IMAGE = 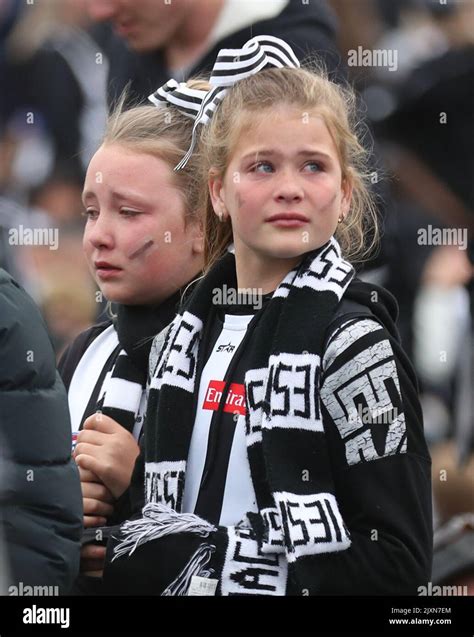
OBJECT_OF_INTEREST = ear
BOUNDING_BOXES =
[208,168,226,218]
[340,175,353,217]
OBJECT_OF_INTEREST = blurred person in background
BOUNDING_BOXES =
[1,0,109,345]
[3,0,109,178]
[331,0,473,557]
[0,267,82,594]
[432,514,474,595]
[86,0,342,108]
[25,165,97,347]
[374,0,474,452]
[332,0,473,424]
[0,163,97,344]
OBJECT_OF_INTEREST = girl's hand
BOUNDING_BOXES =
[74,413,140,499]
[81,479,115,527]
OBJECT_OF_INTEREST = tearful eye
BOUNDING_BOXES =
[81,209,98,220]
[252,162,274,174]
[120,209,141,217]
[303,162,322,173]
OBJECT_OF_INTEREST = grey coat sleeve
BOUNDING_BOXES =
[0,270,83,594]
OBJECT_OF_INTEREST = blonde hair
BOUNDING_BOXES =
[102,81,209,224]
[199,65,380,271]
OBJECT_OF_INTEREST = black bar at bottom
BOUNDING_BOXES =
[0,594,472,633]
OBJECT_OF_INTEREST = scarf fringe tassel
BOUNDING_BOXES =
[162,543,216,596]
[112,502,217,561]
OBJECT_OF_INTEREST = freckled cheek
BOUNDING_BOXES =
[232,183,268,216]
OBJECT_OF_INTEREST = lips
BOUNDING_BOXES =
[266,213,309,223]
[94,261,122,271]
[94,261,123,280]
[266,212,309,228]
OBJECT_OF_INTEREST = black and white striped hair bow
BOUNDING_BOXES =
[148,35,300,170]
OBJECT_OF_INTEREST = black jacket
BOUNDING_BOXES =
[103,279,432,595]
[0,269,82,594]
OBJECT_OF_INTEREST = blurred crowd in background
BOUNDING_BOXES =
[0,0,473,592]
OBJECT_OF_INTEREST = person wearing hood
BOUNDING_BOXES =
[102,37,433,596]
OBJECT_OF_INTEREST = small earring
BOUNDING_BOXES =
[217,210,223,222]
[338,215,344,224]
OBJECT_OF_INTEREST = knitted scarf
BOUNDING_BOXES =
[96,292,182,434]
[76,294,183,530]
[113,237,356,594]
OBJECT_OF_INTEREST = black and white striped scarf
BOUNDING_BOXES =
[96,303,170,435]
[112,238,357,595]
[73,297,184,533]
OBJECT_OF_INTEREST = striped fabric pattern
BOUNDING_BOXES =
[148,35,300,170]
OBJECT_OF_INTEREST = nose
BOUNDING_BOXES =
[86,0,119,22]
[274,168,304,203]
[84,213,115,251]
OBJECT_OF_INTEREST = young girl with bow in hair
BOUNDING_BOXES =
[58,85,208,589]
[103,36,432,596]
